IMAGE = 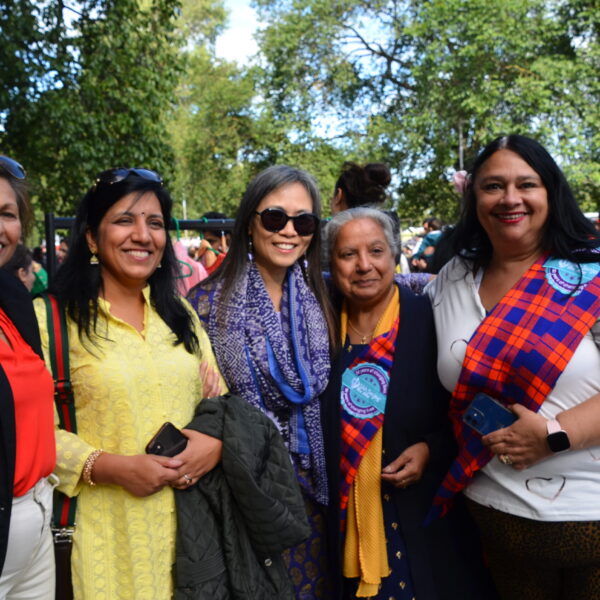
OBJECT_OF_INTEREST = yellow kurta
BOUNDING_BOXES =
[34,290,221,600]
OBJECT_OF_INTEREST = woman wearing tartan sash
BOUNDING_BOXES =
[428,135,600,599]
[322,208,495,600]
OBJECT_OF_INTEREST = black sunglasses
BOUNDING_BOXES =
[255,208,319,236]
[0,156,26,179]
[95,168,163,187]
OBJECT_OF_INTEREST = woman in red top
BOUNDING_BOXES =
[0,156,56,599]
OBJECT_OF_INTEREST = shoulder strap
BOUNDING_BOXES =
[41,293,77,529]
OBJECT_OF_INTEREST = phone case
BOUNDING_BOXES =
[145,422,188,457]
[462,393,517,436]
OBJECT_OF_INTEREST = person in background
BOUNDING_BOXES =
[188,166,337,599]
[0,156,56,599]
[56,237,69,264]
[411,217,442,272]
[427,134,600,599]
[196,211,230,275]
[323,207,494,599]
[3,244,36,292]
[330,162,391,215]
[34,167,224,599]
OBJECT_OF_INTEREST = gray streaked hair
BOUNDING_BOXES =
[324,206,399,265]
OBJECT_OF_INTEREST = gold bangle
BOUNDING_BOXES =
[82,449,104,486]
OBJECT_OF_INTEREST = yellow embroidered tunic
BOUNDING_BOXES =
[34,290,220,600]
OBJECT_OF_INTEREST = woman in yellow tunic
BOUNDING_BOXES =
[34,168,224,600]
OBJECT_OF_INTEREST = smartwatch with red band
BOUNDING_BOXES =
[546,419,571,453]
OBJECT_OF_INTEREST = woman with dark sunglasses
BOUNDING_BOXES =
[0,156,57,599]
[188,165,337,599]
[33,168,225,599]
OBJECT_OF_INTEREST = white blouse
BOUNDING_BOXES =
[427,257,600,521]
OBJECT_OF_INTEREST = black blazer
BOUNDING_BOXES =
[0,270,44,575]
[323,285,495,599]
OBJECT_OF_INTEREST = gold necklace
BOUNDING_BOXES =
[347,320,374,344]
[347,304,390,345]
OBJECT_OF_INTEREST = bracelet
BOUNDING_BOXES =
[82,449,104,486]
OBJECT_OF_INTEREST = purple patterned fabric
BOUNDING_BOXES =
[190,262,331,504]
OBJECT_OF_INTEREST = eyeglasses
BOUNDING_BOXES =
[0,156,26,179]
[95,168,163,187]
[255,208,319,236]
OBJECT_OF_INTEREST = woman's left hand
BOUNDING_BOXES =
[483,404,551,470]
[171,429,223,489]
[381,441,430,488]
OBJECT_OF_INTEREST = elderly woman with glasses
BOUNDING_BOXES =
[34,168,224,599]
[0,156,56,600]
[188,165,337,598]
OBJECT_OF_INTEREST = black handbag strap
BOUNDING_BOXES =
[40,293,77,529]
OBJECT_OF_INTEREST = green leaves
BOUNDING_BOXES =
[1,0,182,220]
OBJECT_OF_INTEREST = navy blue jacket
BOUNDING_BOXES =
[323,285,496,599]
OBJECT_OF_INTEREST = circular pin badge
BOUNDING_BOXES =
[341,362,389,419]
[544,257,600,296]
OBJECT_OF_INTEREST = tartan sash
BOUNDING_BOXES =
[339,316,399,529]
[430,253,600,519]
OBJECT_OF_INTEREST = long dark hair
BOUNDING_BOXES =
[52,171,199,354]
[451,134,599,268]
[199,165,337,348]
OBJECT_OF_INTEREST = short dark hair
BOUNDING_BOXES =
[334,162,391,208]
[194,165,336,348]
[3,243,32,275]
[424,217,442,231]
[0,164,32,238]
[451,134,599,267]
[52,171,199,354]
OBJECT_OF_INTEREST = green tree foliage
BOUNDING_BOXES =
[1,0,182,217]
[254,0,600,220]
[168,0,348,219]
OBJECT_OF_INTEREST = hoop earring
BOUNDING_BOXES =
[248,238,254,261]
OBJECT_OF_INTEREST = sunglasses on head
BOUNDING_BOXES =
[0,156,26,179]
[95,168,163,187]
[255,207,319,236]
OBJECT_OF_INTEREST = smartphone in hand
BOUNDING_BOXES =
[462,393,517,436]
[145,422,188,457]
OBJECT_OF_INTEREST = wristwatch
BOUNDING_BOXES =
[546,419,571,453]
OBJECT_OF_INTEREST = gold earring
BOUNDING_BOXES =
[90,250,99,265]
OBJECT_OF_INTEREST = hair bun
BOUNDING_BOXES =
[364,163,391,188]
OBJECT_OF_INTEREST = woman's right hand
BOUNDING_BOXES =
[91,453,183,497]
[200,359,222,398]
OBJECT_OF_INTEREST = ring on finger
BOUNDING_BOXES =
[183,473,192,485]
[499,454,513,466]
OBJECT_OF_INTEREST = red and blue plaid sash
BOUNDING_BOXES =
[430,253,600,519]
[339,316,399,530]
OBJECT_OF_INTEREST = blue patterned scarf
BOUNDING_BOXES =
[208,262,331,504]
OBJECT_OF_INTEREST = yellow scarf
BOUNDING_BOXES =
[340,287,399,597]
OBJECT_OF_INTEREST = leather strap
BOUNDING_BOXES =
[40,293,77,530]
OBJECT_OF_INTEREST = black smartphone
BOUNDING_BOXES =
[145,422,188,457]
[462,392,517,436]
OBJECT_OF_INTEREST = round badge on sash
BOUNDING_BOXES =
[544,257,600,296]
[341,362,388,419]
